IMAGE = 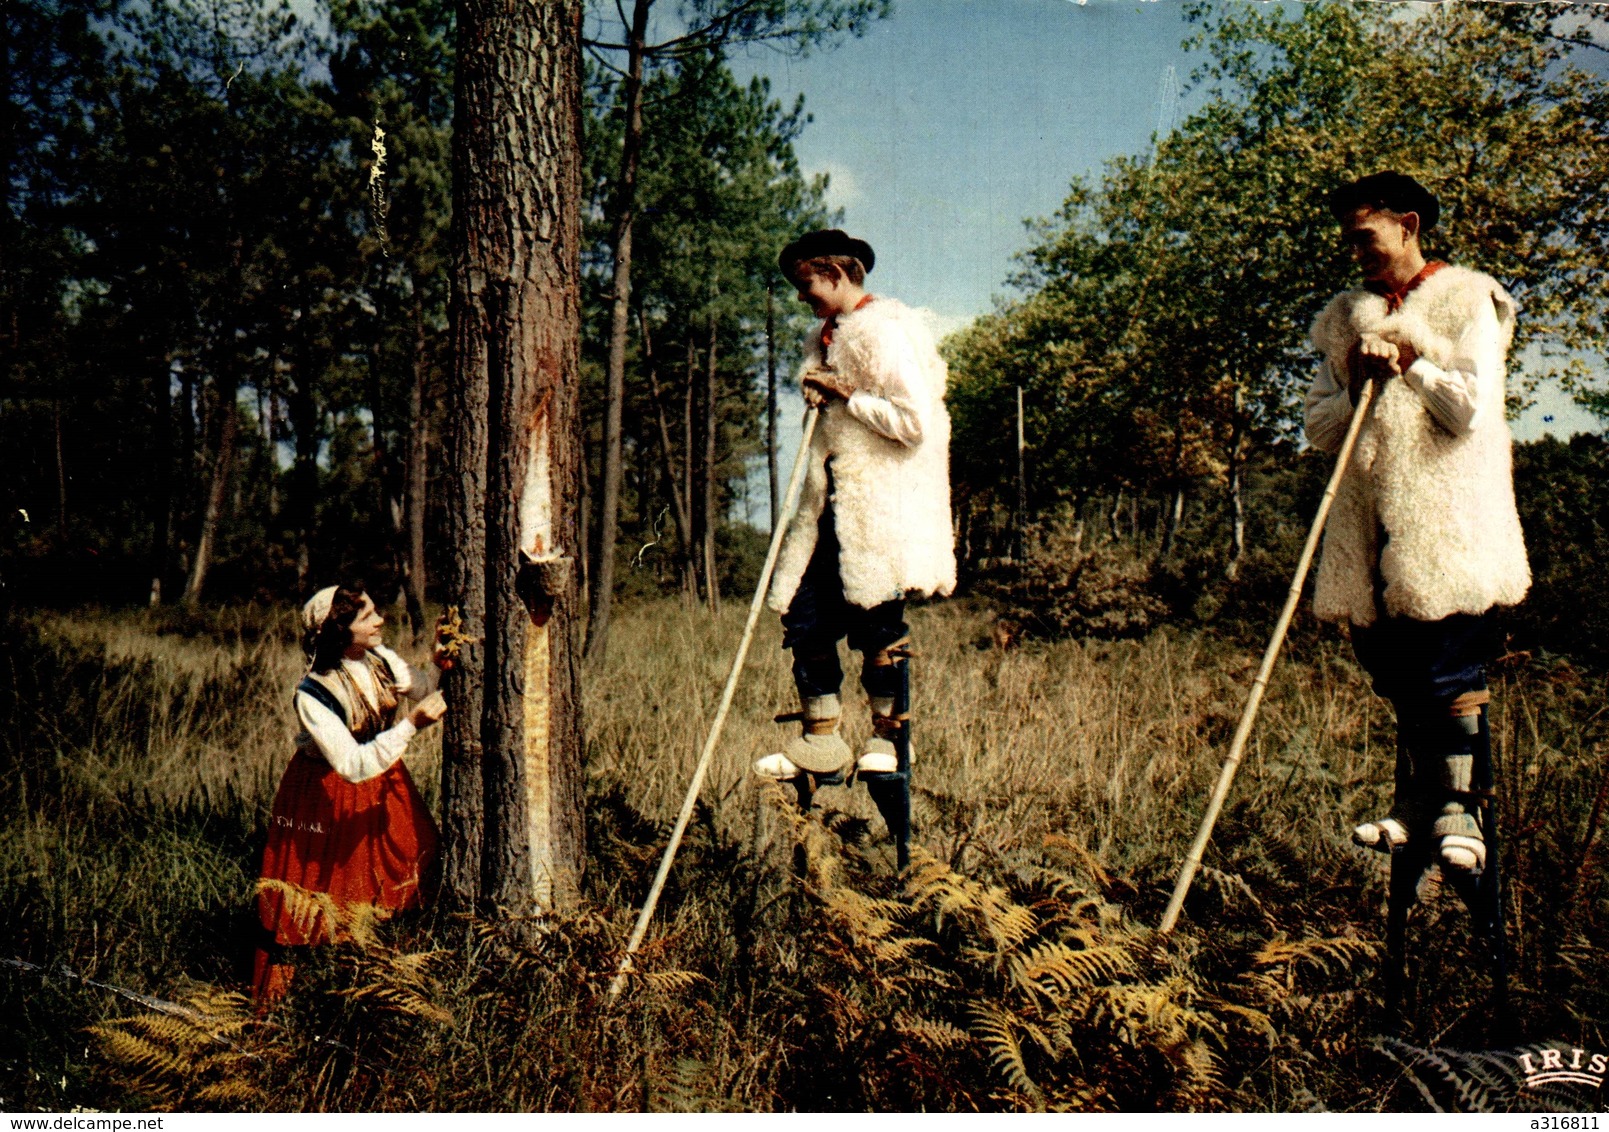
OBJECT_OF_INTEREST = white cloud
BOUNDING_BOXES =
[811,161,862,211]
[924,310,976,341]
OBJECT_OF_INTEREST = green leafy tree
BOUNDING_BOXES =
[947,1,1609,578]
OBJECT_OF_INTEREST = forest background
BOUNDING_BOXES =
[5,0,1609,1113]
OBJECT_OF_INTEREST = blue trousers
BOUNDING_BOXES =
[780,505,907,701]
[1351,610,1496,814]
[1350,610,1495,712]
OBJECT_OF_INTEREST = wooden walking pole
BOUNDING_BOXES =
[1159,379,1378,934]
[608,407,820,1001]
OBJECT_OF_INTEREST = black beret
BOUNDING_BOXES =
[778,229,875,280]
[1328,171,1440,231]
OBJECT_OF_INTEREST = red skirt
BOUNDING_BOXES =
[253,750,438,999]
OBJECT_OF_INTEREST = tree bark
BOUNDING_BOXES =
[264,379,279,520]
[585,0,651,663]
[702,313,720,613]
[177,364,196,577]
[1015,384,1027,561]
[641,312,692,566]
[403,287,430,640]
[181,374,238,607]
[53,397,67,544]
[366,340,407,597]
[286,347,320,597]
[766,285,779,533]
[148,358,173,606]
[683,336,699,599]
[1225,386,1246,581]
[1160,486,1184,560]
[445,0,585,915]
[1158,399,1187,560]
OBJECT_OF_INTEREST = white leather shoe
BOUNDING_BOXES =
[1351,817,1409,853]
[753,752,802,780]
[855,738,898,775]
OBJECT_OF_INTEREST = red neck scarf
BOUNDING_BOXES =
[821,293,876,352]
[1368,260,1445,313]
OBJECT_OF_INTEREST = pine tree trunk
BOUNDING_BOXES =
[181,376,238,607]
[403,289,430,640]
[578,431,591,612]
[702,314,720,613]
[766,286,779,533]
[445,0,585,915]
[264,380,279,519]
[286,359,320,596]
[366,343,407,594]
[683,337,700,599]
[1225,388,1246,581]
[53,398,67,544]
[148,359,173,606]
[586,0,650,663]
[641,312,692,566]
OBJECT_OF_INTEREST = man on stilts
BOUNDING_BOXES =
[1305,171,1529,1010]
[753,230,955,862]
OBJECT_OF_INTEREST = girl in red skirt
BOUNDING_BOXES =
[253,585,448,1005]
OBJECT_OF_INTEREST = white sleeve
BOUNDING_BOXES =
[844,389,923,447]
[373,644,433,697]
[1304,355,1355,455]
[842,326,925,447]
[1400,297,1501,437]
[296,689,417,784]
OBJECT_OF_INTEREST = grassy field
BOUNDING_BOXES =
[2,597,1605,1111]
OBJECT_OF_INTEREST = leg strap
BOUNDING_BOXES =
[868,637,912,668]
[1447,690,1491,717]
[871,712,909,741]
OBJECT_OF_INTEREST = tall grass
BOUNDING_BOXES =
[2,598,1605,1111]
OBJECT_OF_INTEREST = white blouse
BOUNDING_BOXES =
[294,645,430,785]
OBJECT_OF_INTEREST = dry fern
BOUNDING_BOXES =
[88,989,269,1112]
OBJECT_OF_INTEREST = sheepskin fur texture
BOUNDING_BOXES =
[768,297,957,613]
[1310,265,1530,626]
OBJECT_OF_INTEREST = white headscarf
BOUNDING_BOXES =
[301,585,340,635]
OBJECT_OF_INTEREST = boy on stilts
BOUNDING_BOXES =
[754,229,955,798]
[1305,173,1529,999]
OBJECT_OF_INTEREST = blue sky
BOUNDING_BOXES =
[727,0,1602,511]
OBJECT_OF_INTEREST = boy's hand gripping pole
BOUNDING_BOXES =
[608,407,821,1002]
[1159,379,1377,934]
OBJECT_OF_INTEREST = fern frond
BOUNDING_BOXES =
[1372,1039,1569,1114]
[190,1079,263,1106]
[648,1057,738,1113]
[894,1013,971,1051]
[1009,940,1132,1002]
[969,1002,1044,1110]
[642,969,710,993]
[1253,934,1378,982]
[90,1026,192,1081]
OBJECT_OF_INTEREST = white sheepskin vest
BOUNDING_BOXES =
[767,297,957,613]
[1310,265,1529,626]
